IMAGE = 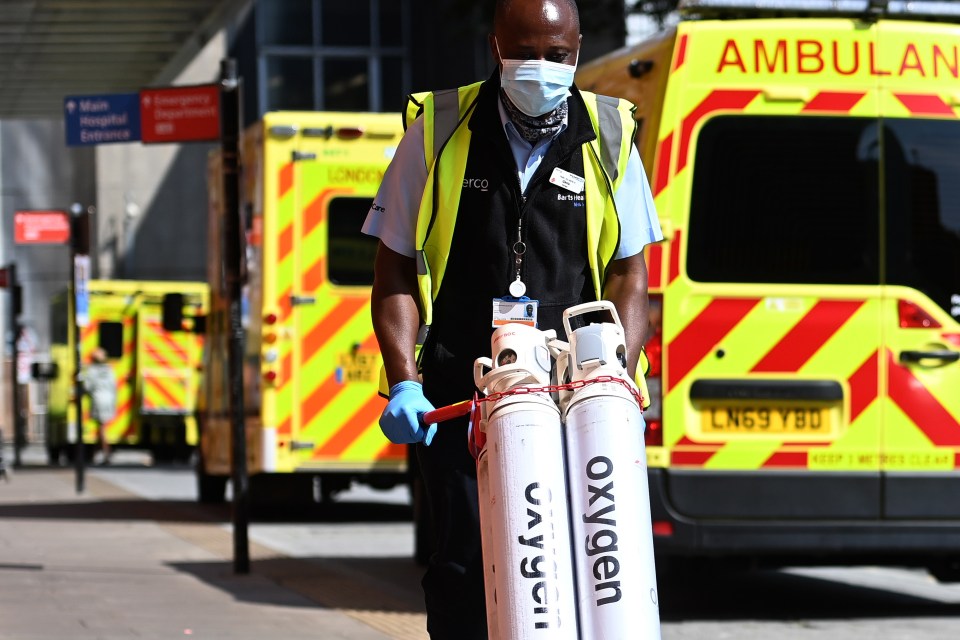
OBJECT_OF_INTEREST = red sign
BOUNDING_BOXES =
[14,210,71,244]
[140,84,220,144]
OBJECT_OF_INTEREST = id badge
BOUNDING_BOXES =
[549,167,585,194]
[492,297,539,328]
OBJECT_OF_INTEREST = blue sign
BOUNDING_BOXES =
[64,93,141,146]
[74,255,91,328]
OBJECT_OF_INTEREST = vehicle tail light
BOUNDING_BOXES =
[644,294,663,448]
[652,521,674,537]
[336,127,364,140]
[898,299,940,328]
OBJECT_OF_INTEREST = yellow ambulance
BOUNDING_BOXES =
[46,280,209,463]
[199,112,408,506]
[576,0,960,580]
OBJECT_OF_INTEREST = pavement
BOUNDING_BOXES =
[0,445,429,640]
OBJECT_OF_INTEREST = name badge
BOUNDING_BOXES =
[549,167,585,194]
[492,298,538,328]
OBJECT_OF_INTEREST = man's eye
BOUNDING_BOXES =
[548,53,570,63]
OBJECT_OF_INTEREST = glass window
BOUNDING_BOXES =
[321,0,370,46]
[328,197,379,285]
[98,322,124,360]
[324,58,368,111]
[261,0,314,46]
[687,116,880,285]
[380,1,403,46]
[266,55,315,111]
[885,119,960,319]
[380,56,404,112]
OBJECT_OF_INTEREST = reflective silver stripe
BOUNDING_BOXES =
[432,88,461,162]
[416,250,427,276]
[594,95,623,183]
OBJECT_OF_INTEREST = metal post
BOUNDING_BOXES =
[9,263,23,468]
[220,58,250,574]
[70,205,88,494]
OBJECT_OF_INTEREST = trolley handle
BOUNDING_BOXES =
[423,398,474,424]
[562,300,621,338]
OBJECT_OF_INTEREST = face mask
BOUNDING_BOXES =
[496,39,577,117]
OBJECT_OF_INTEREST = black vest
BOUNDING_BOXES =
[421,77,599,406]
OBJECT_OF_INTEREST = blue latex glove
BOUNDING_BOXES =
[380,381,437,446]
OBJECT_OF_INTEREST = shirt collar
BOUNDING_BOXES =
[497,96,569,147]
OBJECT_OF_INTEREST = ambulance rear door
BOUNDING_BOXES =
[661,18,887,521]
[876,18,960,519]
[85,285,138,445]
[277,113,406,472]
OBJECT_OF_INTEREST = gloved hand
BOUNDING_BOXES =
[380,381,437,446]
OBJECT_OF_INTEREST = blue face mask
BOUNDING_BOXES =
[497,41,578,117]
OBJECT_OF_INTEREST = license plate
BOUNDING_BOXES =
[702,406,830,434]
[336,351,379,384]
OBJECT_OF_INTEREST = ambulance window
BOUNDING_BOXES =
[328,197,379,286]
[687,116,879,285]
[884,119,960,319]
[98,322,124,360]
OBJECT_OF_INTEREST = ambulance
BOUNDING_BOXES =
[46,280,209,463]
[198,112,409,507]
[575,0,960,580]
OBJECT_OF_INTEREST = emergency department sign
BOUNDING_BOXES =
[14,210,71,244]
[140,85,220,144]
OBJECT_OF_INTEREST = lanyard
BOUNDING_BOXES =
[509,219,527,297]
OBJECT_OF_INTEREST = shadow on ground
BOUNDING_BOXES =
[657,562,960,622]
[168,555,426,614]
[0,495,412,524]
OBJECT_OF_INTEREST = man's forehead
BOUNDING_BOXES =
[497,14,578,41]
[496,0,578,32]
[542,2,561,22]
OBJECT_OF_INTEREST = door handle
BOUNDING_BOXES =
[289,294,317,306]
[899,350,960,364]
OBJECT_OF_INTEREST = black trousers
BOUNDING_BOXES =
[419,355,488,640]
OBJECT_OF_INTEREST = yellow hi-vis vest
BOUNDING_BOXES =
[383,82,650,407]
[404,81,637,326]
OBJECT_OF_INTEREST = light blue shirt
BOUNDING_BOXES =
[363,95,662,259]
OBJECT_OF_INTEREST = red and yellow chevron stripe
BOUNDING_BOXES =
[260,124,406,473]
[140,318,200,415]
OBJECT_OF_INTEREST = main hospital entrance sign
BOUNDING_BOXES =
[64,84,220,146]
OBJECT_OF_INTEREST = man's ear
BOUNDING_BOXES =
[488,33,500,65]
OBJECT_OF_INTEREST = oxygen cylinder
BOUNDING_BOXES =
[476,443,499,640]
[561,301,661,640]
[474,323,580,640]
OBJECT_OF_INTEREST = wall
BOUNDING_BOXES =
[94,31,227,282]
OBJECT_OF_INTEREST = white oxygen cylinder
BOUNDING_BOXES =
[560,301,661,640]
[474,323,580,640]
[475,443,499,640]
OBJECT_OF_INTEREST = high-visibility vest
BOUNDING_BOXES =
[390,82,650,406]
[405,81,637,326]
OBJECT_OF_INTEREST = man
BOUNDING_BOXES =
[80,347,117,465]
[363,0,662,636]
